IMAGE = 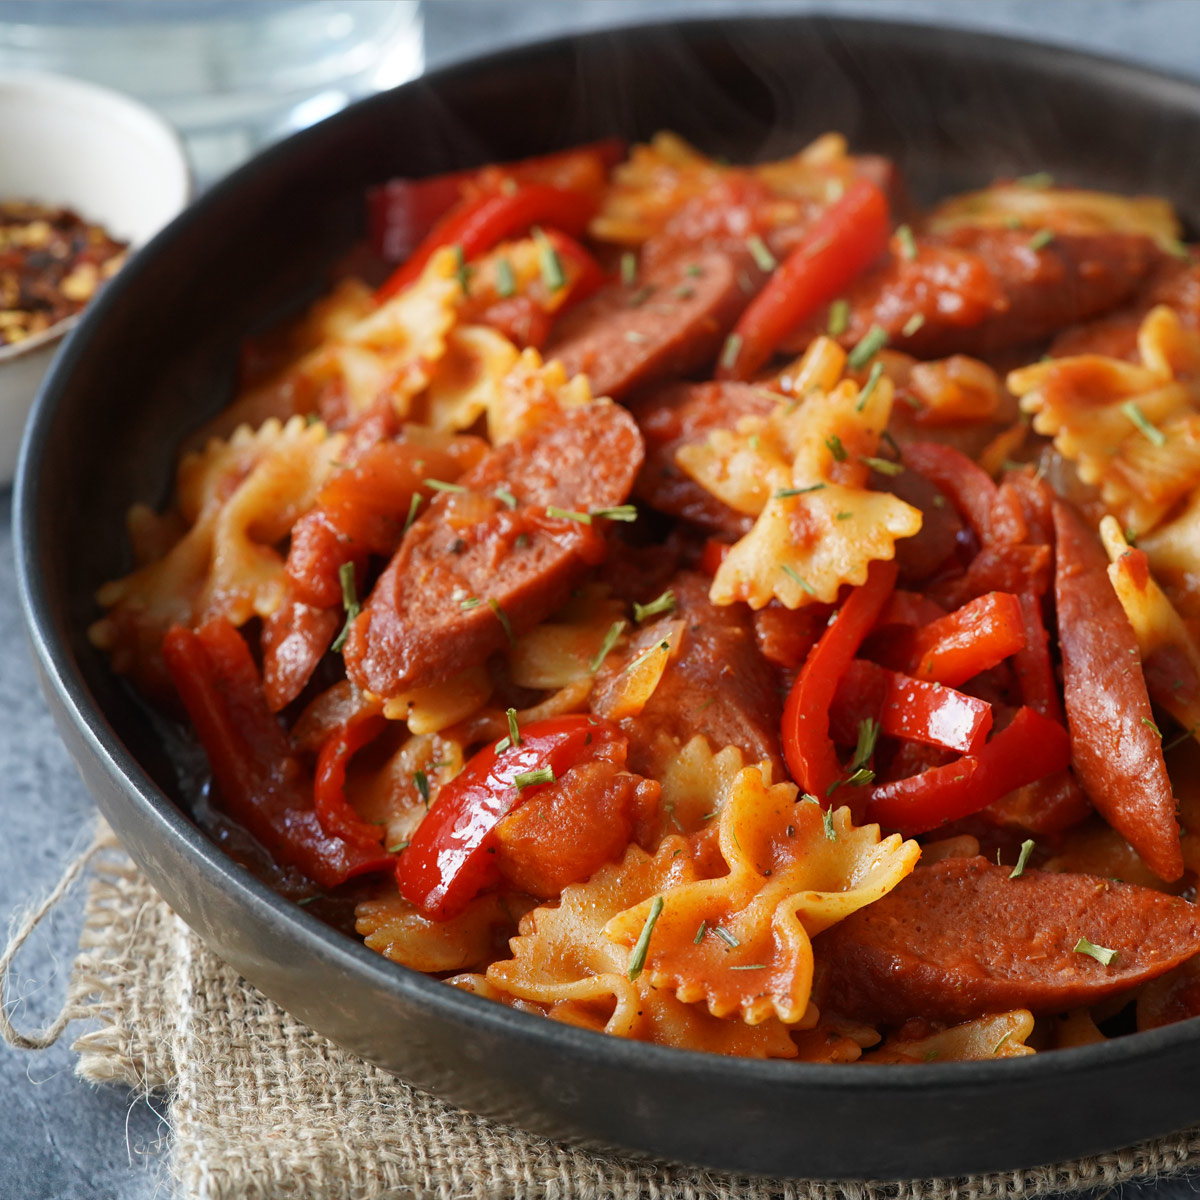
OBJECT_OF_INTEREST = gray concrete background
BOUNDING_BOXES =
[3,2,1200,1196]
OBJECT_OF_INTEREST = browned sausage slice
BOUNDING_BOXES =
[819,856,1200,1025]
[546,251,757,402]
[594,571,784,777]
[783,228,1160,360]
[630,380,778,537]
[345,403,643,697]
[1053,500,1182,881]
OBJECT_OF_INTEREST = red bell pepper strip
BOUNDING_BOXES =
[377,184,598,301]
[1012,594,1063,722]
[717,178,890,381]
[395,715,626,920]
[314,714,388,847]
[831,659,993,755]
[907,591,1026,686]
[781,559,898,798]
[367,138,625,260]
[865,706,1071,835]
[162,620,393,890]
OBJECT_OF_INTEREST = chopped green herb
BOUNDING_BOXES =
[694,920,708,944]
[828,297,850,337]
[532,226,566,291]
[843,767,876,787]
[591,504,638,522]
[633,590,676,623]
[459,595,483,610]
[623,639,671,676]
[895,224,918,260]
[773,483,826,498]
[1027,228,1056,252]
[851,718,880,773]
[1142,716,1163,738]
[856,360,885,411]
[714,926,740,949]
[590,619,627,673]
[1073,936,1118,966]
[781,565,816,595]
[423,478,467,493]
[305,412,321,426]
[494,487,518,509]
[297,894,323,906]
[822,808,837,841]
[330,562,360,653]
[993,1030,1013,1054]
[452,244,472,294]
[414,769,431,807]
[836,511,854,521]
[846,324,888,370]
[489,598,516,646]
[1009,838,1035,879]
[673,284,696,300]
[1124,528,1139,546]
[546,505,592,523]
[1121,400,1167,446]
[1164,236,1192,262]
[685,263,704,278]
[901,312,926,338]
[729,964,768,971]
[514,766,555,791]
[720,333,743,372]
[800,793,821,806]
[746,234,778,272]
[1017,171,1054,189]
[514,532,530,549]
[861,455,904,477]
[627,895,664,981]
[494,256,516,298]
[506,707,521,748]
[387,841,410,854]
[621,251,638,286]
[825,434,847,462]
[1004,214,1024,230]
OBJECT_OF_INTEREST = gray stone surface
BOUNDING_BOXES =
[3,1,1200,1196]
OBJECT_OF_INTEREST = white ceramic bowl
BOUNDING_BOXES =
[0,70,191,485]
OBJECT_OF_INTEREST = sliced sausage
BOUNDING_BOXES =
[546,250,758,402]
[1053,500,1182,881]
[819,856,1200,1025]
[630,380,779,537]
[345,403,643,697]
[784,228,1161,360]
[261,591,340,713]
[594,571,784,777]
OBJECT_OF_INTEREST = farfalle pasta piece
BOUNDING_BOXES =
[1012,306,1200,533]
[605,768,921,1026]
[506,585,627,690]
[862,1010,1035,1063]
[91,416,344,671]
[655,736,748,838]
[694,348,921,608]
[485,838,799,1057]
[423,324,521,433]
[485,345,594,443]
[381,664,494,734]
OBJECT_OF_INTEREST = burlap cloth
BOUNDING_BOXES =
[6,820,1200,1200]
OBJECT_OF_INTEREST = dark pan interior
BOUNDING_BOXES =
[17,15,1200,1180]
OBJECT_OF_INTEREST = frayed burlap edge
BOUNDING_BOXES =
[9,819,1192,1200]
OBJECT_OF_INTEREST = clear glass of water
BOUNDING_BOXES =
[0,1,424,182]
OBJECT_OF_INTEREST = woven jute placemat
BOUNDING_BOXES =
[4,819,1200,1200]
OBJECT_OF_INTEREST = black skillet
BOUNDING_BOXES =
[15,15,1200,1180]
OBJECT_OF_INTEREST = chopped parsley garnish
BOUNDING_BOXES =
[532,226,566,291]
[402,493,423,535]
[861,455,904,476]
[590,620,627,673]
[828,298,850,337]
[720,333,743,371]
[494,256,516,298]
[506,707,521,748]
[674,284,695,300]
[627,895,664,981]
[781,565,816,595]
[1017,171,1054,189]
[694,920,707,944]
[633,590,676,623]
[297,894,323,906]
[629,285,653,307]
[452,244,471,294]
[1164,237,1192,262]
[623,639,671,676]
[1142,716,1163,738]
[713,926,740,948]
[846,324,888,370]
[424,478,467,493]
[822,807,837,841]
[546,505,592,523]
[1027,228,1055,252]
[621,251,638,286]
[414,769,431,807]
[856,360,885,411]
[746,234,777,272]
[773,483,826,498]
[592,504,638,522]
[993,1030,1013,1054]
[1121,400,1167,447]
[836,511,854,521]
[387,841,410,855]
[460,596,483,610]
[729,964,767,971]
[514,766,555,790]
[489,598,516,645]
[1009,838,1035,879]
[902,312,926,338]
[494,487,518,509]
[685,263,704,278]
[330,561,360,653]
[851,718,880,773]
[825,434,847,462]
[1073,936,1118,966]
[895,224,918,261]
